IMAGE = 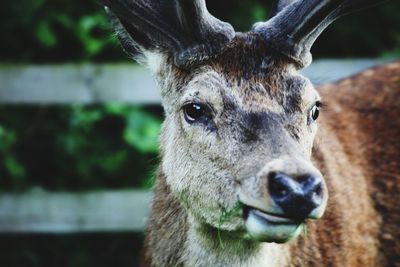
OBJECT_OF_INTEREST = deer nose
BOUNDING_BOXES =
[268,172,324,220]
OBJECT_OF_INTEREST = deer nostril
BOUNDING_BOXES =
[268,173,292,199]
[268,172,324,220]
[270,182,288,197]
[302,176,323,199]
[314,183,323,197]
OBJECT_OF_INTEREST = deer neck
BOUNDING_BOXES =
[184,219,291,267]
[146,171,291,267]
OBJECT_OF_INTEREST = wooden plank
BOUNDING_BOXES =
[0,190,152,233]
[0,59,392,104]
[300,58,392,84]
[0,64,160,104]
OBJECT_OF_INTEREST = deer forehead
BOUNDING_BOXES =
[159,35,320,115]
[175,67,319,116]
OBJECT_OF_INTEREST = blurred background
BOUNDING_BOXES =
[0,0,399,266]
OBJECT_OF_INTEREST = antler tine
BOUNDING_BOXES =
[173,0,235,66]
[253,0,388,68]
[101,0,235,68]
[268,0,297,19]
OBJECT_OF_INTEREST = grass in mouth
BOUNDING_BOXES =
[217,202,242,249]
[303,223,308,240]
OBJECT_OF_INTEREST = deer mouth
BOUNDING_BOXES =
[243,205,304,243]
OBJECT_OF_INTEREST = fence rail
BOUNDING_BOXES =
[0,190,152,233]
[0,59,390,104]
[0,58,394,233]
[0,64,159,104]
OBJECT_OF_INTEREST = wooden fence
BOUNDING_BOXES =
[0,190,151,233]
[0,58,391,233]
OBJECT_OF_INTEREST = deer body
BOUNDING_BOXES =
[101,0,399,266]
[141,61,400,266]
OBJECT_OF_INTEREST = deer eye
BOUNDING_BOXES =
[183,103,213,124]
[309,102,321,122]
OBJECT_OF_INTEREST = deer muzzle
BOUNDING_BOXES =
[239,157,328,243]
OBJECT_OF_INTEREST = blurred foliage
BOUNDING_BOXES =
[0,233,143,267]
[0,0,124,62]
[0,105,162,192]
[1,0,400,62]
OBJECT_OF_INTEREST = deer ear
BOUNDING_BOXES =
[105,7,164,72]
[102,0,235,71]
[105,8,151,62]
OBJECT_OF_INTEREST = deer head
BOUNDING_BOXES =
[102,0,385,244]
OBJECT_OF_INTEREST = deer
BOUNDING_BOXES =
[100,0,400,266]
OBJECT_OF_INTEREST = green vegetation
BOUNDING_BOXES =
[0,0,122,62]
[0,105,162,192]
[0,233,143,267]
[217,202,243,249]
[1,0,400,62]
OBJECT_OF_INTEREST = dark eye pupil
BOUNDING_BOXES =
[311,106,320,121]
[184,104,206,122]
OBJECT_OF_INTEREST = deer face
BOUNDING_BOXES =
[102,0,383,243]
[159,37,326,243]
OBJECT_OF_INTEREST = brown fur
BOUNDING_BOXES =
[142,61,400,266]
[313,62,400,266]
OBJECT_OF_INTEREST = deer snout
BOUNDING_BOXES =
[239,158,327,242]
[239,157,328,222]
[268,172,324,220]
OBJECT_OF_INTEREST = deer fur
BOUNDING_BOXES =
[101,0,399,266]
[142,45,400,267]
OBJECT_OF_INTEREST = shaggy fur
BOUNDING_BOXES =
[141,59,400,267]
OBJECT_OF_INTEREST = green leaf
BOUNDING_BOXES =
[35,21,57,47]
[252,4,267,22]
[77,13,111,55]
[71,106,103,127]
[5,156,26,178]
[105,103,128,115]
[142,174,156,189]
[0,126,16,151]
[102,150,128,173]
[123,109,161,153]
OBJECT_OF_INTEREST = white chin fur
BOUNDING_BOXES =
[245,210,303,243]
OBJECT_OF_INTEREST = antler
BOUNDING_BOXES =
[253,0,388,68]
[101,0,235,68]
[268,0,297,19]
